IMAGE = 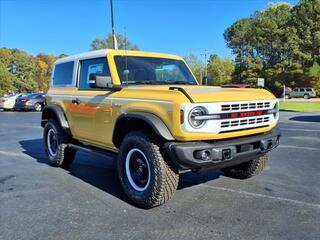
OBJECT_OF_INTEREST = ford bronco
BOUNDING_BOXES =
[41,49,280,208]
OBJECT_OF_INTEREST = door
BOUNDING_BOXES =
[70,57,114,147]
[291,88,299,97]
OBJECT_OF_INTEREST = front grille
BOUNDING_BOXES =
[221,116,270,129]
[221,102,270,111]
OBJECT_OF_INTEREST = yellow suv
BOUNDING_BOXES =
[41,49,280,208]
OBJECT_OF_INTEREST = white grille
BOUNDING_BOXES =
[181,99,278,134]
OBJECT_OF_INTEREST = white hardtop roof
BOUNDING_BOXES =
[55,49,111,64]
[54,49,182,65]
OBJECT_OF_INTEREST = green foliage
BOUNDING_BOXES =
[0,62,14,96]
[0,48,61,95]
[90,34,139,50]
[183,53,205,83]
[224,0,320,95]
[207,55,235,85]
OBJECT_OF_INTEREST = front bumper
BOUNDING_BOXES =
[165,128,281,171]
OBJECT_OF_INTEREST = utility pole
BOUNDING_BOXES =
[110,0,118,49]
[203,49,208,77]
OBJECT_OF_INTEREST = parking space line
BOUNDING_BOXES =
[278,145,320,151]
[280,128,320,132]
[202,185,320,209]
[0,150,28,157]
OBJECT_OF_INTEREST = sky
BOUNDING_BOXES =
[0,0,299,59]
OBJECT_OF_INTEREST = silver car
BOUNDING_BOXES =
[289,87,317,99]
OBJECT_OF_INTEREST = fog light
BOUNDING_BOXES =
[194,150,211,161]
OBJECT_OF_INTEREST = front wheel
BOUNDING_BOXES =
[304,94,310,99]
[43,119,76,167]
[221,154,268,179]
[117,131,179,208]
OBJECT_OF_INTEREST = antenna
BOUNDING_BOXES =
[124,27,129,85]
[110,0,118,49]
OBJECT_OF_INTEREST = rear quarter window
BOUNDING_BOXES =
[52,61,74,86]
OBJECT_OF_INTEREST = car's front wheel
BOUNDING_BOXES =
[43,119,76,167]
[221,154,268,179]
[117,131,179,208]
[304,94,310,99]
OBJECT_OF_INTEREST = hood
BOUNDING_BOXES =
[119,85,276,103]
[183,86,275,102]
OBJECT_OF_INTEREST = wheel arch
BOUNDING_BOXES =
[112,112,175,148]
[41,104,72,136]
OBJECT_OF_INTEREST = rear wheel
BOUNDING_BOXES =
[43,119,76,167]
[221,154,268,179]
[34,103,42,112]
[117,131,179,208]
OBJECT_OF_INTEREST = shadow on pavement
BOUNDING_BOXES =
[289,115,320,123]
[19,138,223,204]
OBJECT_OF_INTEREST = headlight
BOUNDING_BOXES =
[188,106,208,128]
[267,102,279,118]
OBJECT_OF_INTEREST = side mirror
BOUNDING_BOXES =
[202,76,213,86]
[89,74,113,88]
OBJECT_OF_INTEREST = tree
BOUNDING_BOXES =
[34,54,57,91]
[207,55,235,85]
[90,34,139,50]
[183,53,205,83]
[0,63,14,96]
[308,62,320,92]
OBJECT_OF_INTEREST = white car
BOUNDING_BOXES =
[0,94,26,111]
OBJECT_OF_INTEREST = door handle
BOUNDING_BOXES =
[72,98,81,105]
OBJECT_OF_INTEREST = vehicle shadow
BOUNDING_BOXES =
[19,139,223,204]
[289,115,320,123]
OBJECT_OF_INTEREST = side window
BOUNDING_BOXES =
[293,88,298,92]
[52,62,74,86]
[299,88,305,92]
[79,58,110,90]
[306,88,312,92]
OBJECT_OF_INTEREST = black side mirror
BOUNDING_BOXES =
[89,74,113,88]
[202,76,213,86]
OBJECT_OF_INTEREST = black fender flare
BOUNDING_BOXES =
[113,112,175,147]
[41,104,72,136]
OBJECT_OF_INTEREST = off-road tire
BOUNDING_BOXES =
[221,154,268,179]
[117,131,179,208]
[43,119,76,167]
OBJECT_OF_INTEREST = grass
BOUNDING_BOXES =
[280,101,320,112]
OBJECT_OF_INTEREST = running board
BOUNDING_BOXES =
[68,143,117,159]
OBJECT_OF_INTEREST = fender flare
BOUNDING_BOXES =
[113,112,175,147]
[41,104,72,136]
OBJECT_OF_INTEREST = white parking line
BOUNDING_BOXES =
[278,145,320,151]
[202,185,320,209]
[281,128,320,132]
[0,150,27,157]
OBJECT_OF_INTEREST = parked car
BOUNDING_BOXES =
[0,94,26,111]
[288,87,316,99]
[14,93,46,112]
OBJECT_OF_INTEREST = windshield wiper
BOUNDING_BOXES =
[124,80,153,85]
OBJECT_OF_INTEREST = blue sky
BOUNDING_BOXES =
[0,0,298,59]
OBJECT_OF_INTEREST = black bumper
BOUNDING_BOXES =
[165,128,281,171]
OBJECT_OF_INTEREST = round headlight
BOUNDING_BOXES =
[188,106,208,129]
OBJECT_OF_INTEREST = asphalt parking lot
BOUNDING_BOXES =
[0,111,319,240]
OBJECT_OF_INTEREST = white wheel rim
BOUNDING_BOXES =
[47,129,57,157]
[125,148,151,192]
[35,104,41,111]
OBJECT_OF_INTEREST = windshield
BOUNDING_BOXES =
[114,56,197,85]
